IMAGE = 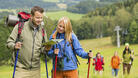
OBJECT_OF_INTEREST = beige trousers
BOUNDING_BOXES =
[14,67,40,78]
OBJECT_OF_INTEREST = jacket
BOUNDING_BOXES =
[47,33,89,71]
[7,20,47,70]
[111,56,120,69]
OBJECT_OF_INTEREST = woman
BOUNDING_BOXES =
[93,52,104,75]
[47,17,93,78]
[122,43,133,75]
[111,51,120,77]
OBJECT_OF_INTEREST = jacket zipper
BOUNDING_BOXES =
[30,28,37,69]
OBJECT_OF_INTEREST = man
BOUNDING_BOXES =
[7,6,48,78]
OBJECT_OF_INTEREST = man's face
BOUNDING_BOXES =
[31,11,43,26]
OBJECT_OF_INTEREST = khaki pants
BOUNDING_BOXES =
[52,69,78,78]
[14,67,40,78]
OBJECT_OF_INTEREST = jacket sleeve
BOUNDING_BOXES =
[47,35,54,57]
[41,29,48,53]
[72,34,89,59]
[7,25,18,50]
[118,56,120,65]
[44,30,48,42]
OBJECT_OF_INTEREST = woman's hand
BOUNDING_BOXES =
[54,48,59,55]
[88,52,93,58]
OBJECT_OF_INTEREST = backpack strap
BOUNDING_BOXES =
[16,22,25,42]
[16,12,30,42]
[101,56,103,62]
[71,39,80,66]
[52,32,56,39]
[94,56,103,63]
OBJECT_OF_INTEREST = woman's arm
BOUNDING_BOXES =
[72,34,89,59]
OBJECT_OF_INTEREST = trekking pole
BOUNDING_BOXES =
[12,49,19,78]
[12,22,24,78]
[87,50,92,78]
[54,44,58,78]
[54,54,57,78]
[44,52,49,78]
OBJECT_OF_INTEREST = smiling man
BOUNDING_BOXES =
[7,6,47,78]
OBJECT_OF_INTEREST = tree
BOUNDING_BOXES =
[91,16,105,38]
[0,18,13,65]
[114,8,132,28]
[133,3,138,22]
[126,20,138,43]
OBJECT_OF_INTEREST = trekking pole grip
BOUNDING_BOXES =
[87,50,92,64]
[87,50,92,78]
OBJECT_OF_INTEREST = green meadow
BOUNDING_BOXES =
[45,11,84,20]
[0,37,138,78]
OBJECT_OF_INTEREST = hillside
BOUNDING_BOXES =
[67,0,127,13]
[0,37,138,78]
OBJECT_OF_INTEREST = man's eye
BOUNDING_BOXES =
[36,17,42,19]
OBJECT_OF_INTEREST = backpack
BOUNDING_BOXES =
[16,12,45,43]
[94,56,104,64]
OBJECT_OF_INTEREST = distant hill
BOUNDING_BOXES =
[0,0,85,10]
[0,0,126,11]
[67,0,127,14]
[0,0,58,10]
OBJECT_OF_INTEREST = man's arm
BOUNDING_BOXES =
[7,25,18,50]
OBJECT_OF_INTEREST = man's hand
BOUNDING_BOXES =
[54,48,59,55]
[15,42,22,49]
[45,45,52,51]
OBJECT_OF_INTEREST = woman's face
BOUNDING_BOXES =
[125,46,129,50]
[114,52,118,56]
[57,21,65,33]
[97,54,101,58]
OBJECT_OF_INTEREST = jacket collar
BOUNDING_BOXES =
[57,33,65,39]
[29,20,40,31]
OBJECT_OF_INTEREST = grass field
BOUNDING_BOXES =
[45,11,84,20]
[0,37,138,78]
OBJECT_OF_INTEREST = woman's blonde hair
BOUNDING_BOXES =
[54,17,72,43]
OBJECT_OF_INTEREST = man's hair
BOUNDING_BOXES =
[31,6,44,16]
